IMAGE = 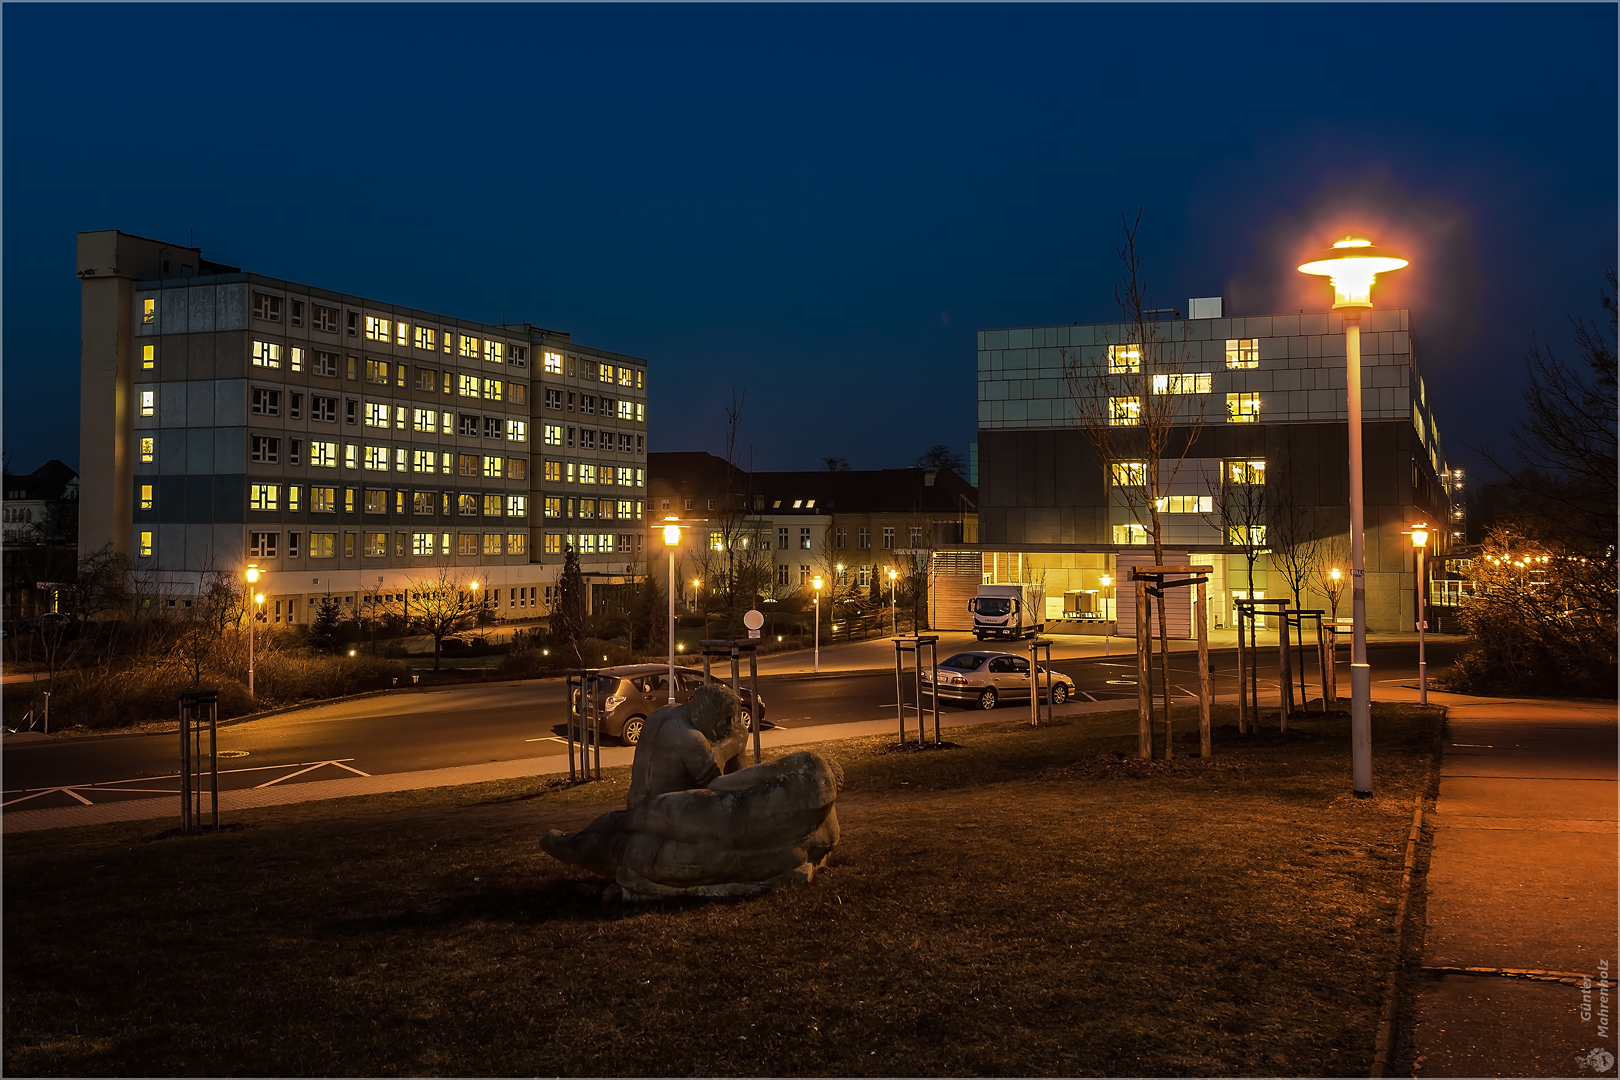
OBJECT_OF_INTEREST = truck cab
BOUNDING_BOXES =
[969,584,1043,640]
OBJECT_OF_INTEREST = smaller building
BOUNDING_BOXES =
[3,460,79,623]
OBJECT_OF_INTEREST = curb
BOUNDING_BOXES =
[1371,791,1427,1078]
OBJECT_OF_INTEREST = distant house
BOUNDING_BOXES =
[3,459,79,622]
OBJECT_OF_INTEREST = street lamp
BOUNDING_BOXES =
[812,575,824,673]
[1410,525,1429,704]
[1100,573,1114,655]
[887,567,898,636]
[663,519,680,704]
[245,565,260,696]
[1300,235,1408,796]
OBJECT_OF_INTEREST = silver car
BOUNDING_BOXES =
[921,651,1076,710]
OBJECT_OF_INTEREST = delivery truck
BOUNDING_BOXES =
[968,583,1045,640]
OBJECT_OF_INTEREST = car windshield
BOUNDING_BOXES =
[975,597,1012,616]
[940,654,987,670]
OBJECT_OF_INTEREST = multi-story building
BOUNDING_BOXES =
[648,451,978,607]
[78,230,649,624]
[941,297,1453,634]
[3,459,79,623]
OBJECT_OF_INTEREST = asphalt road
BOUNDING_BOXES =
[2,641,1461,812]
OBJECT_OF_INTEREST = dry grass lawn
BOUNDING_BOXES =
[3,703,1441,1076]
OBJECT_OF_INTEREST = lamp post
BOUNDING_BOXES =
[245,565,260,696]
[663,519,680,705]
[1100,573,1113,656]
[1410,525,1429,704]
[887,567,898,636]
[1300,236,1408,796]
[812,575,824,673]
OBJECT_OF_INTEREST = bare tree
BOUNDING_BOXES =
[913,444,967,474]
[696,393,775,639]
[1269,481,1329,706]
[1206,460,1269,618]
[405,565,488,670]
[1063,212,1211,757]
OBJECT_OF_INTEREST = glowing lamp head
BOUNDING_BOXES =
[1298,236,1408,309]
[470,581,479,590]
[348,648,356,657]
[887,568,897,580]
[813,576,823,592]
[1099,574,1112,587]
[245,565,260,584]
[1331,567,1342,581]
[254,593,265,605]
[1411,526,1429,549]
[663,521,681,546]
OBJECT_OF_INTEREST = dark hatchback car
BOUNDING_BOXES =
[569,663,768,745]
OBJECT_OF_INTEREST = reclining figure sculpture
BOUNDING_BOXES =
[541,684,842,899]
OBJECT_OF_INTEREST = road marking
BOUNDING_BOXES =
[524,736,569,743]
[255,760,371,788]
[1080,691,1098,702]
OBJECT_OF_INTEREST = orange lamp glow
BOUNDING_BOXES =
[1298,237,1408,308]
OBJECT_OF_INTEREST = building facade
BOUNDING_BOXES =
[79,230,649,624]
[3,459,79,623]
[949,301,1453,634]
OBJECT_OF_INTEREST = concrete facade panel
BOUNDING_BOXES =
[187,428,215,474]
[215,380,246,424]
[188,286,216,333]
[215,429,245,474]
[217,284,247,330]
[187,382,215,427]
[160,289,187,334]
[156,383,184,427]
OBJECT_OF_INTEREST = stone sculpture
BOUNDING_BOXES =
[541,684,843,899]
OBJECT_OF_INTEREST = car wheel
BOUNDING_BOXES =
[1050,683,1069,705]
[621,716,646,746]
[976,688,998,710]
[738,708,754,732]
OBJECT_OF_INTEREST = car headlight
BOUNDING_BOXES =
[605,695,626,711]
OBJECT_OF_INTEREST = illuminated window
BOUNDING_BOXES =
[1226,392,1262,423]
[483,494,503,517]
[309,441,337,468]
[406,531,432,556]
[635,403,645,423]
[411,408,437,433]
[459,374,480,397]
[543,424,563,447]
[506,495,528,517]
[544,497,563,518]
[364,316,390,342]
[364,402,389,428]
[483,340,504,365]
[139,484,154,511]
[406,449,430,473]
[396,322,408,347]
[366,359,389,384]
[142,344,156,370]
[455,453,477,478]
[364,532,388,557]
[138,530,154,557]
[1108,344,1141,374]
[459,335,478,359]
[290,347,305,373]
[140,390,155,417]
[506,419,527,443]
[142,298,156,324]
[507,458,527,481]
[456,532,477,555]
[311,487,336,513]
[617,500,634,519]
[1225,459,1266,485]
[617,400,634,422]
[1225,338,1259,369]
[408,491,432,515]
[249,484,279,511]
[458,493,478,516]
[482,456,503,478]
[483,379,504,401]
[544,533,562,554]
[1112,524,1149,545]
[579,463,597,485]
[1108,397,1140,426]
[310,532,335,558]
[543,351,563,374]
[1154,495,1213,514]
[252,340,283,368]
[1227,525,1267,547]
[288,486,302,512]
[598,362,614,383]
[1152,372,1211,394]
[362,446,390,471]
[1110,461,1146,486]
[140,437,155,464]
[477,533,499,556]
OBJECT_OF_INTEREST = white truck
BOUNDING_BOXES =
[968,583,1045,640]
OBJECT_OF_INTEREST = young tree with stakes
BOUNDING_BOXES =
[405,565,488,670]
[1063,212,1212,758]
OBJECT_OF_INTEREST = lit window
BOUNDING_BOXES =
[311,487,336,512]
[413,532,436,556]
[142,344,156,370]
[506,495,527,517]
[288,486,302,512]
[458,493,478,516]
[1152,372,1211,394]
[1227,525,1267,547]
[1154,495,1214,514]
[1226,392,1262,423]
[363,446,390,471]
[139,484,154,510]
[483,379,504,401]
[544,533,562,554]
[617,366,633,387]
[506,420,527,443]
[507,533,527,555]
[364,402,389,427]
[598,362,614,383]
[460,335,479,359]
[345,444,359,469]
[579,463,597,485]
[1225,338,1259,369]
[140,390,155,417]
[364,532,388,557]
[412,408,438,432]
[1113,524,1149,545]
[484,341,504,365]
[459,374,481,397]
[635,403,645,423]
[483,494,503,517]
[290,347,305,373]
[543,424,562,447]
[310,533,335,558]
[544,351,563,374]
[544,497,562,518]
[249,484,280,511]
[482,533,503,555]
[310,442,338,468]
[482,456,504,478]
[507,458,527,481]
[458,533,479,555]
[1225,460,1266,485]
[1108,344,1140,374]
[1108,397,1140,426]
[396,322,408,347]
[1110,461,1146,486]
[366,359,389,384]
[142,299,156,325]
[139,530,154,557]
[617,400,634,421]
[251,341,283,368]
[410,450,433,473]
[365,316,390,342]
[140,437,155,464]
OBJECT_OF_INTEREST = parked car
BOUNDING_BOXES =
[920,651,1075,710]
[569,663,768,746]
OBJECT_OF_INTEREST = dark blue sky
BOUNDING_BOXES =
[5,4,1615,477]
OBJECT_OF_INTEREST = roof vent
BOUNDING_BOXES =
[1188,297,1223,319]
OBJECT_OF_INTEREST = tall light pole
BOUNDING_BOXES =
[663,519,680,705]
[245,564,260,696]
[1300,236,1408,797]
[812,575,824,673]
[1411,525,1429,704]
[887,567,898,636]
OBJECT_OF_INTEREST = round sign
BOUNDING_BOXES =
[743,608,765,631]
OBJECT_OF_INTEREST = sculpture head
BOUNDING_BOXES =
[687,684,739,741]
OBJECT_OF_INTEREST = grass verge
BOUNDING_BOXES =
[3,702,1441,1076]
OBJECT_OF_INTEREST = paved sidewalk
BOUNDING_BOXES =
[1399,692,1618,1077]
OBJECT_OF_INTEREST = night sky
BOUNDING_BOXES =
[4,4,1614,479]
